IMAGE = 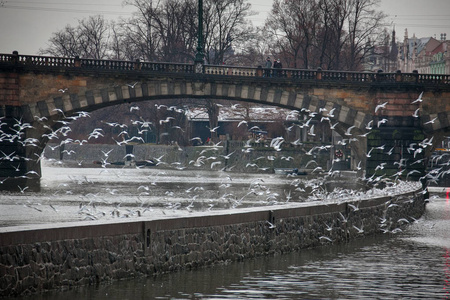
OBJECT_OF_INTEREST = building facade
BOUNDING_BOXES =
[397,29,449,74]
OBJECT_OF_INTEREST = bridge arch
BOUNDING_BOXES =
[28,78,370,130]
[24,78,373,168]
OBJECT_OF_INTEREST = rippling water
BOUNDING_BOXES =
[24,195,449,300]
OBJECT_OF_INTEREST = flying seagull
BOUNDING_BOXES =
[374,101,388,113]
[411,92,423,104]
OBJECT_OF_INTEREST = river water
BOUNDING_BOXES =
[13,191,449,299]
[0,163,381,227]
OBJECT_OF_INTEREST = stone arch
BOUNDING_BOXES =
[26,79,369,131]
[22,79,372,176]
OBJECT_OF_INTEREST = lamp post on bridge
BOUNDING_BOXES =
[194,0,205,73]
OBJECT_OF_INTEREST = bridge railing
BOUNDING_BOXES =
[80,58,135,70]
[80,59,195,73]
[418,73,450,84]
[205,65,257,76]
[0,53,76,67]
[141,62,194,73]
[1,52,450,86]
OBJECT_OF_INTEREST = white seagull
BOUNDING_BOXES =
[237,120,248,127]
[207,125,220,132]
[308,124,315,136]
[374,101,388,113]
[126,82,139,88]
[377,118,388,127]
[411,92,423,104]
[424,117,438,125]
[345,125,356,136]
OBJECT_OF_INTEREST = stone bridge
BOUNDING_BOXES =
[1,52,450,191]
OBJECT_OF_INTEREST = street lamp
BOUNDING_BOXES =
[194,0,204,73]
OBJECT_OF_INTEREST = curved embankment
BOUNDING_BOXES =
[0,184,426,297]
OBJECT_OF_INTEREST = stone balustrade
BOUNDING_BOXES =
[1,52,450,85]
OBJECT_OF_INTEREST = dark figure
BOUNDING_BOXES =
[264,57,272,77]
[273,58,283,77]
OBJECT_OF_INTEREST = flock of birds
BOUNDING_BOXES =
[314,180,430,243]
[0,89,447,236]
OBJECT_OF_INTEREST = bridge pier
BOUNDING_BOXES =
[0,106,42,192]
[365,116,427,183]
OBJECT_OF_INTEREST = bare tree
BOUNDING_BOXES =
[203,0,254,64]
[343,0,386,70]
[40,24,81,57]
[264,0,386,71]
[40,15,111,59]
[121,0,197,62]
[78,15,110,59]
[265,0,320,69]
[120,0,162,61]
[231,27,271,66]
[153,0,198,62]
[316,0,350,69]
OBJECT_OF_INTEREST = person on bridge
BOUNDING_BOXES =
[273,59,283,77]
[264,57,272,77]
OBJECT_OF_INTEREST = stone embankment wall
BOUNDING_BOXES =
[0,188,425,297]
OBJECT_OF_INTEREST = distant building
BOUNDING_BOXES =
[363,28,398,72]
[186,106,332,145]
[397,29,449,74]
[429,40,450,74]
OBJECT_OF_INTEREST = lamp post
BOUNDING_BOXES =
[194,0,204,73]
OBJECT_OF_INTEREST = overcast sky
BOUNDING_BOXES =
[0,0,449,55]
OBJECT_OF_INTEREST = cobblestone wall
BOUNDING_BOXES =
[0,189,426,297]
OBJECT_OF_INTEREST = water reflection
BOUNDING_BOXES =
[22,196,449,300]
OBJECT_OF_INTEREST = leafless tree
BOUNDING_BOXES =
[343,0,387,70]
[120,0,162,61]
[219,29,262,66]
[316,0,349,70]
[265,0,321,69]
[203,0,254,64]
[40,15,111,59]
[153,0,197,62]
[78,15,110,59]
[40,24,81,58]
[121,0,197,62]
[264,0,386,71]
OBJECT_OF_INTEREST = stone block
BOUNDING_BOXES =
[17,265,32,280]
[0,274,13,291]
